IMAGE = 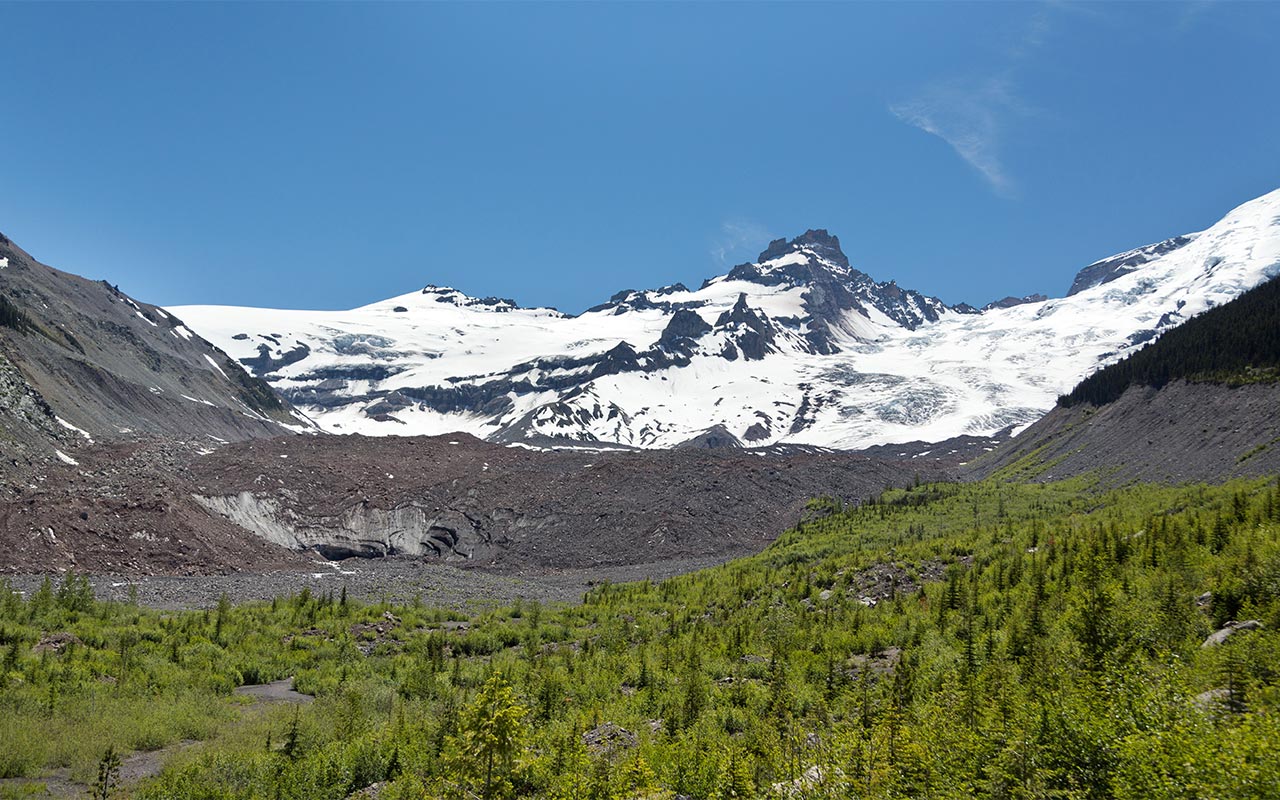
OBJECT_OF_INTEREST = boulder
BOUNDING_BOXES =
[582,722,637,757]
[1202,619,1263,648]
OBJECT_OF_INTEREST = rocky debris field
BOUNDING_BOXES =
[0,438,315,575]
[4,553,746,610]
[184,432,939,573]
[968,380,1280,484]
[0,429,942,599]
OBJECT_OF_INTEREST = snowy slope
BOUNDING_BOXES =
[172,188,1280,450]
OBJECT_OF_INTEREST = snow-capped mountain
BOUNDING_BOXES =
[172,188,1280,450]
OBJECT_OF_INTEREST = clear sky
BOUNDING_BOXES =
[1,1,1278,313]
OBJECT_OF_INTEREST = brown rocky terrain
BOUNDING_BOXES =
[1,439,314,575]
[0,432,941,579]
[186,432,939,571]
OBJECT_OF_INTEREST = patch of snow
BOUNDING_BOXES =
[203,354,230,380]
[55,416,93,442]
[54,450,79,466]
[274,420,318,434]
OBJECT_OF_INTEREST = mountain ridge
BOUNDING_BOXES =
[0,232,314,482]
[171,187,1280,451]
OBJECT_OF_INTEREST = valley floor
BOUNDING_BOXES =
[3,554,742,612]
[3,475,1280,799]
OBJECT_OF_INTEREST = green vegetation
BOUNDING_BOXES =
[4,477,1280,798]
[0,293,35,334]
[1238,435,1280,465]
[0,291,86,355]
[1061,275,1280,407]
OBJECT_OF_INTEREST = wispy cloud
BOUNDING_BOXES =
[891,4,1060,198]
[891,78,1023,198]
[1007,4,1054,61]
[710,219,771,265]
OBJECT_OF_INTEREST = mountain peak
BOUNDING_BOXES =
[719,229,854,288]
[757,228,850,268]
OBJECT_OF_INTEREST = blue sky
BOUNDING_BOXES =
[1,1,1277,313]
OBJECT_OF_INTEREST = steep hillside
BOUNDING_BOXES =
[0,232,313,477]
[174,187,1280,450]
[972,276,1280,483]
[1061,273,1280,406]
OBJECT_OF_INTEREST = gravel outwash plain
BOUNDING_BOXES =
[5,554,743,611]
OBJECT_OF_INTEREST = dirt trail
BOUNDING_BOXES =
[233,677,314,706]
[0,680,313,797]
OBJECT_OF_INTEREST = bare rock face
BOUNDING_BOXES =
[981,294,1048,311]
[714,293,777,360]
[0,348,73,483]
[1067,235,1194,296]
[658,308,712,351]
[675,424,743,450]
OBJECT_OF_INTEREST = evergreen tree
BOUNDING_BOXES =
[451,672,528,799]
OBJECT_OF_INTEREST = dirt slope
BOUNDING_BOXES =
[1,439,314,575]
[1,431,939,576]
[966,380,1280,484]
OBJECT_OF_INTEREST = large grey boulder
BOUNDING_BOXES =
[1201,619,1263,648]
